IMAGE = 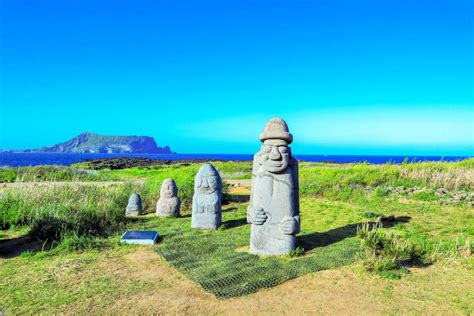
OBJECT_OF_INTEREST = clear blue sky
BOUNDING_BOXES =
[1,0,473,155]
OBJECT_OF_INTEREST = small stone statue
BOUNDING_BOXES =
[156,178,181,217]
[247,118,300,255]
[192,163,222,229]
[126,192,143,216]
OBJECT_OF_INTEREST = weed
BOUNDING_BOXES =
[361,211,384,218]
[357,222,429,275]
[288,246,305,258]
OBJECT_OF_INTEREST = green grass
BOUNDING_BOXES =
[0,183,139,239]
[0,159,473,311]
[0,195,472,311]
[0,247,154,314]
[299,159,474,199]
[0,165,112,183]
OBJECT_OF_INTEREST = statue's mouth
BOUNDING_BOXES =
[199,188,216,194]
[266,161,283,167]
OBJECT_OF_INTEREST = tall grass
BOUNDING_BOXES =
[0,183,143,242]
[299,159,474,202]
[399,166,474,190]
[357,222,428,275]
[356,221,472,278]
[0,165,111,183]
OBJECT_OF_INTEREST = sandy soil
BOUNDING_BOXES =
[87,249,472,315]
[225,179,252,188]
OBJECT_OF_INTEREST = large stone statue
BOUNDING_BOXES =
[126,192,143,216]
[192,163,222,229]
[247,118,300,255]
[156,178,181,217]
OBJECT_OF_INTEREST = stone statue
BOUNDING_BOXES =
[192,163,222,229]
[156,178,181,217]
[247,118,300,255]
[126,192,143,216]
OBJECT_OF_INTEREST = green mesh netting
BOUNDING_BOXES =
[156,213,359,298]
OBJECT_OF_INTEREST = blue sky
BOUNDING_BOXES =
[1,0,473,155]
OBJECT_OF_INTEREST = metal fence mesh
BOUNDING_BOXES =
[156,224,359,298]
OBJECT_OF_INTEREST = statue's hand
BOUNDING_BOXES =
[248,206,267,225]
[279,216,298,235]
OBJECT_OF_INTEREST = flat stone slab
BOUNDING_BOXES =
[120,230,159,245]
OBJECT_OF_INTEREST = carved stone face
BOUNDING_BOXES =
[259,139,290,173]
[160,179,177,198]
[194,164,221,195]
[195,176,218,194]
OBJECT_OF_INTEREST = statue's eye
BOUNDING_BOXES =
[278,146,288,153]
[262,145,271,153]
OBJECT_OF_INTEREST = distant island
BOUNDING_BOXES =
[10,132,173,154]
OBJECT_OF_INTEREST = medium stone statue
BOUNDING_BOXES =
[126,192,143,216]
[192,163,222,229]
[156,178,181,217]
[247,118,300,255]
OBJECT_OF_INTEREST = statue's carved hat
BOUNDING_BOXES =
[161,178,178,196]
[197,163,220,177]
[259,118,293,144]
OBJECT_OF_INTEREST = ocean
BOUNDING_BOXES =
[0,152,470,167]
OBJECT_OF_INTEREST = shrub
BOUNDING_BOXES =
[372,186,391,198]
[0,183,137,243]
[288,246,305,258]
[357,222,429,275]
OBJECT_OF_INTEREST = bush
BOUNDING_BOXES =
[357,222,429,275]
[372,186,391,198]
[0,183,137,243]
[288,246,305,258]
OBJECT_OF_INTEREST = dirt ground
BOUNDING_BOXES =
[88,249,472,315]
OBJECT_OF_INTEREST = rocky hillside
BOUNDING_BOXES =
[23,132,173,154]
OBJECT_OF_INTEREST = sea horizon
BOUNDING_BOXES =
[0,152,471,167]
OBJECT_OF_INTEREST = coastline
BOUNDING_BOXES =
[0,152,471,167]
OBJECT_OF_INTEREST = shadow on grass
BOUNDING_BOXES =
[220,217,248,229]
[0,234,54,259]
[299,216,411,251]
[224,194,250,203]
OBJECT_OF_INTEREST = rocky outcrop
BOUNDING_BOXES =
[23,132,172,154]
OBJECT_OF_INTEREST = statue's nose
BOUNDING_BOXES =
[269,147,281,160]
[202,180,209,188]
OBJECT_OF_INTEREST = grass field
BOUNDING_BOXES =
[0,159,473,314]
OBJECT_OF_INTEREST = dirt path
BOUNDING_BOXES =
[96,249,383,315]
[0,179,145,190]
[91,249,472,315]
[225,179,252,187]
